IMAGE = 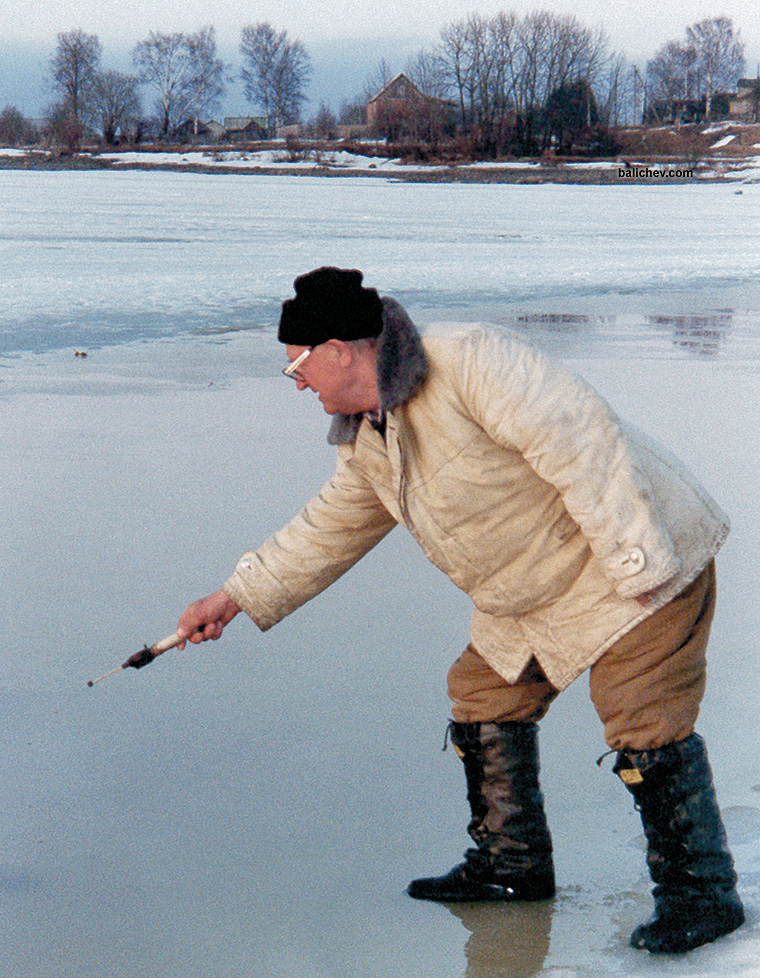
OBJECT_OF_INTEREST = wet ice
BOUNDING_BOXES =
[1,172,759,978]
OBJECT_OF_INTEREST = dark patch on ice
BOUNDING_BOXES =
[0,302,279,357]
[0,867,42,895]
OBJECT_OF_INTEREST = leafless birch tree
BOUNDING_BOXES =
[687,17,744,118]
[240,23,311,128]
[132,32,193,136]
[648,17,744,120]
[186,27,227,135]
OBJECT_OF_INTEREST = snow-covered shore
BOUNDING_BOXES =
[3,137,760,182]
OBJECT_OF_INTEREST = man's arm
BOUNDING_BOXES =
[176,446,397,643]
[224,447,397,628]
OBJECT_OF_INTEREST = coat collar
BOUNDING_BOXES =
[327,297,428,445]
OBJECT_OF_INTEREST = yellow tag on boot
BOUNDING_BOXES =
[618,768,644,786]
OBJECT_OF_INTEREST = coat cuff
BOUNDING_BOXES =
[609,549,681,599]
[222,556,284,632]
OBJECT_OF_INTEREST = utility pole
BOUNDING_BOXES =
[632,65,644,124]
[633,64,657,124]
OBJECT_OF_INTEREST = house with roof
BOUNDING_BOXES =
[366,72,457,142]
[729,79,760,122]
[223,116,270,141]
[171,118,227,143]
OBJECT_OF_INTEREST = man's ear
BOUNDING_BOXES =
[324,339,353,367]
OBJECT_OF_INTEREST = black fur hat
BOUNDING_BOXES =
[278,267,384,346]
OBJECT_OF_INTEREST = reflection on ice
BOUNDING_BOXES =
[647,309,734,356]
[495,301,759,366]
[448,901,553,978]
[516,312,592,332]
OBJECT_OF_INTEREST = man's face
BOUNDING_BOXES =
[285,342,362,415]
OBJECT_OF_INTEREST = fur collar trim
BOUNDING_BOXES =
[327,297,428,445]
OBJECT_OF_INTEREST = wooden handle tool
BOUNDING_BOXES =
[87,631,183,687]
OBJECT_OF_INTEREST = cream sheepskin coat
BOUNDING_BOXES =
[224,300,729,689]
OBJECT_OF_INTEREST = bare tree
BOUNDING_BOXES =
[481,13,521,152]
[648,17,744,121]
[647,41,699,104]
[362,59,395,101]
[436,10,610,154]
[550,15,608,91]
[406,47,448,99]
[405,47,456,147]
[597,52,637,127]
[466,14,496,135]
[687,17,744,118]
[186,26,227,135]
[93,71,141,144]
[338,97,366,128]
[273,37,311,126]
[240,23,311,129]
[49,29,102,129]
[132,32,193,136]
[511,11,554,121]
[309,102,338,140]
[439,18,478,129]
[440,11,521,154]
[43,101,84,152]
[240,22,280,124]
[0,106,38,146]
[514,12,608,121]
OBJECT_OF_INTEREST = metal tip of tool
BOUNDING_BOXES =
[86,664,124,688]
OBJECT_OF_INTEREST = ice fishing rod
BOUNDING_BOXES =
[86,631,183,688]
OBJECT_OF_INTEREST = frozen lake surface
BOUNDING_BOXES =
[2,169,760,359]
[1,171,760,977]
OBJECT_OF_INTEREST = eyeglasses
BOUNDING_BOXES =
[282,348,312,380]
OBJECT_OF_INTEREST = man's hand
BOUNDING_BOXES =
[176,590,241,650]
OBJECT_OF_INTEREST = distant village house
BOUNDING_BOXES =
[366,72,457,143]
[729,79,760,123]
[223,116,270,141]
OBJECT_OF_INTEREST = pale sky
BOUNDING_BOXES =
[5,0,760,64]
[2,0,759,115]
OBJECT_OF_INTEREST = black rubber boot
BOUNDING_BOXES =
[614,733,744,954]
[408,721,555,902]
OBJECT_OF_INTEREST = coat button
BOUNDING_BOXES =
[621,547,646,572]
[239,556,252,570]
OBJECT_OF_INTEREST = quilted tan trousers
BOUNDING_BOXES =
[447,561,716,751]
